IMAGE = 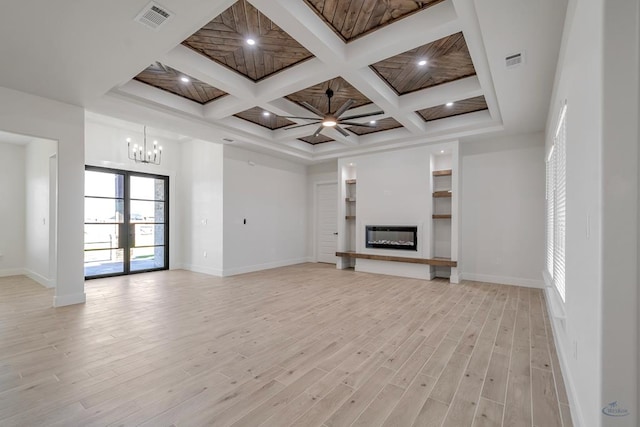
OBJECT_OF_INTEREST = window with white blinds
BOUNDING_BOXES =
[546,154,555,279]
[546,103,567,302]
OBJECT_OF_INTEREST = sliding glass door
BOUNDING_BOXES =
[84,166,169,278]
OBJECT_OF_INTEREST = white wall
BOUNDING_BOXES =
[223,145,307,275]
[0,87,85,307]
[180,139,224,275]
[0,142,25,275]
[85,118,183,270]
[460,132,545,288]
[306,160,338,260]
[24,138,57,286]
[545,0,639,425]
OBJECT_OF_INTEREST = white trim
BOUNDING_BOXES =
[222,257,309,276]
[449,267,459,284]
[554,101,568,138]
[460,272,544,288]
[24,269,54,288]
[543,269,566,320]
[543,294,585,427]
[546,143,555,163]
[182,264,223,277]
[53,292,86,307]
[0,268,25,277]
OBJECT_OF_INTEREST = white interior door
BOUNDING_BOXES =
[316,182,338,264]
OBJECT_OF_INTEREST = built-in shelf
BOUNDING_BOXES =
[335,251,457,267]
[433,191,452,198]
[345,179,357,184]
[432,169,452,176]
[432,214,452,219]
[345,215,356,220]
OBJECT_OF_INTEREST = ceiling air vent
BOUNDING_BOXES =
[135,2,173,30]
[505,52,524,69]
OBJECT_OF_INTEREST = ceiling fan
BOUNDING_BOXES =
[280,88,384,137]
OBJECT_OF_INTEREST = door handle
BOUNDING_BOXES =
[333,232,338,235]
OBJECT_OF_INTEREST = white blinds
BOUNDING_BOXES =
[554,105,567,301]
[546,153,555,279]
[546,104,567,302]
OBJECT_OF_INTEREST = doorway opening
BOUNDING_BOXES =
[84,166,169,278]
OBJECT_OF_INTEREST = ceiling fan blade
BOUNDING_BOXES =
[340,111,384,121]
[300,101,326,118]
[312,125,324,138]
[341,121,377,128]
[278,116,321,120]
[284,121,321,130]
[335,125,350,137]
[334,99,355,118]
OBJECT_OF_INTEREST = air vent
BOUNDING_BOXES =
[222,138,234,143]
[135,2,173,30]
[505,52,524,69]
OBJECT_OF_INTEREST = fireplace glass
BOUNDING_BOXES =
[365,226,417,251]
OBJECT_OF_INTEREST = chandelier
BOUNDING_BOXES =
[127,126,162,165]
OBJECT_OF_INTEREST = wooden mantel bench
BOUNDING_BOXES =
[335,251,457,267]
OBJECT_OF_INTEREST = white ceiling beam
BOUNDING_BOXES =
[346,0,460,66]
[397,76,483,112]
[115,80,205,118]
[162,45,255,99]
[248,0,346,64]
[451,0,502,124]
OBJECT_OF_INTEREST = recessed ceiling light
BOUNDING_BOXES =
[369,120,376,124]
[418,60,427,66]
[440,150,445,154]
[349,162,354,166]
[246,38,256,46]
[446,102,454,107]
[262,111,270,117]
[180,77,190,83]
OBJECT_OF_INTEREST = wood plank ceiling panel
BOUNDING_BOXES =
[303,0,445,42]
[346,117,403,135]
[370,32,477,95]
[285,77,373,115]
[182,0,314,81]
[416,95,488,122]
[133,63,227,104]
[234,107,295,129]
[298,134,335,145]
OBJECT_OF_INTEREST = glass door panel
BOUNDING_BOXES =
[129,174,168,273]
[84,170,125,277]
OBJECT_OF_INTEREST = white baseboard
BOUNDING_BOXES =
[543,286,585,427]
[0,268,25,277]
[24,269,54,288]
[54,292,86,307]
[222,258,308,277]
[460,272,544,288]
[182,264,223,277]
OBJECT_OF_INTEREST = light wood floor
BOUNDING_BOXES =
[0,264,572,427]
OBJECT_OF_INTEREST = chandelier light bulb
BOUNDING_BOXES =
[127,125,162,165]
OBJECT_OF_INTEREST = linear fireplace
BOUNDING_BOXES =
[365,225,418,251]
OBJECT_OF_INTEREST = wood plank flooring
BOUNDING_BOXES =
[0,264,572,426]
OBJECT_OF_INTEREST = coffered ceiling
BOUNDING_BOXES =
[0,0,567,163]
